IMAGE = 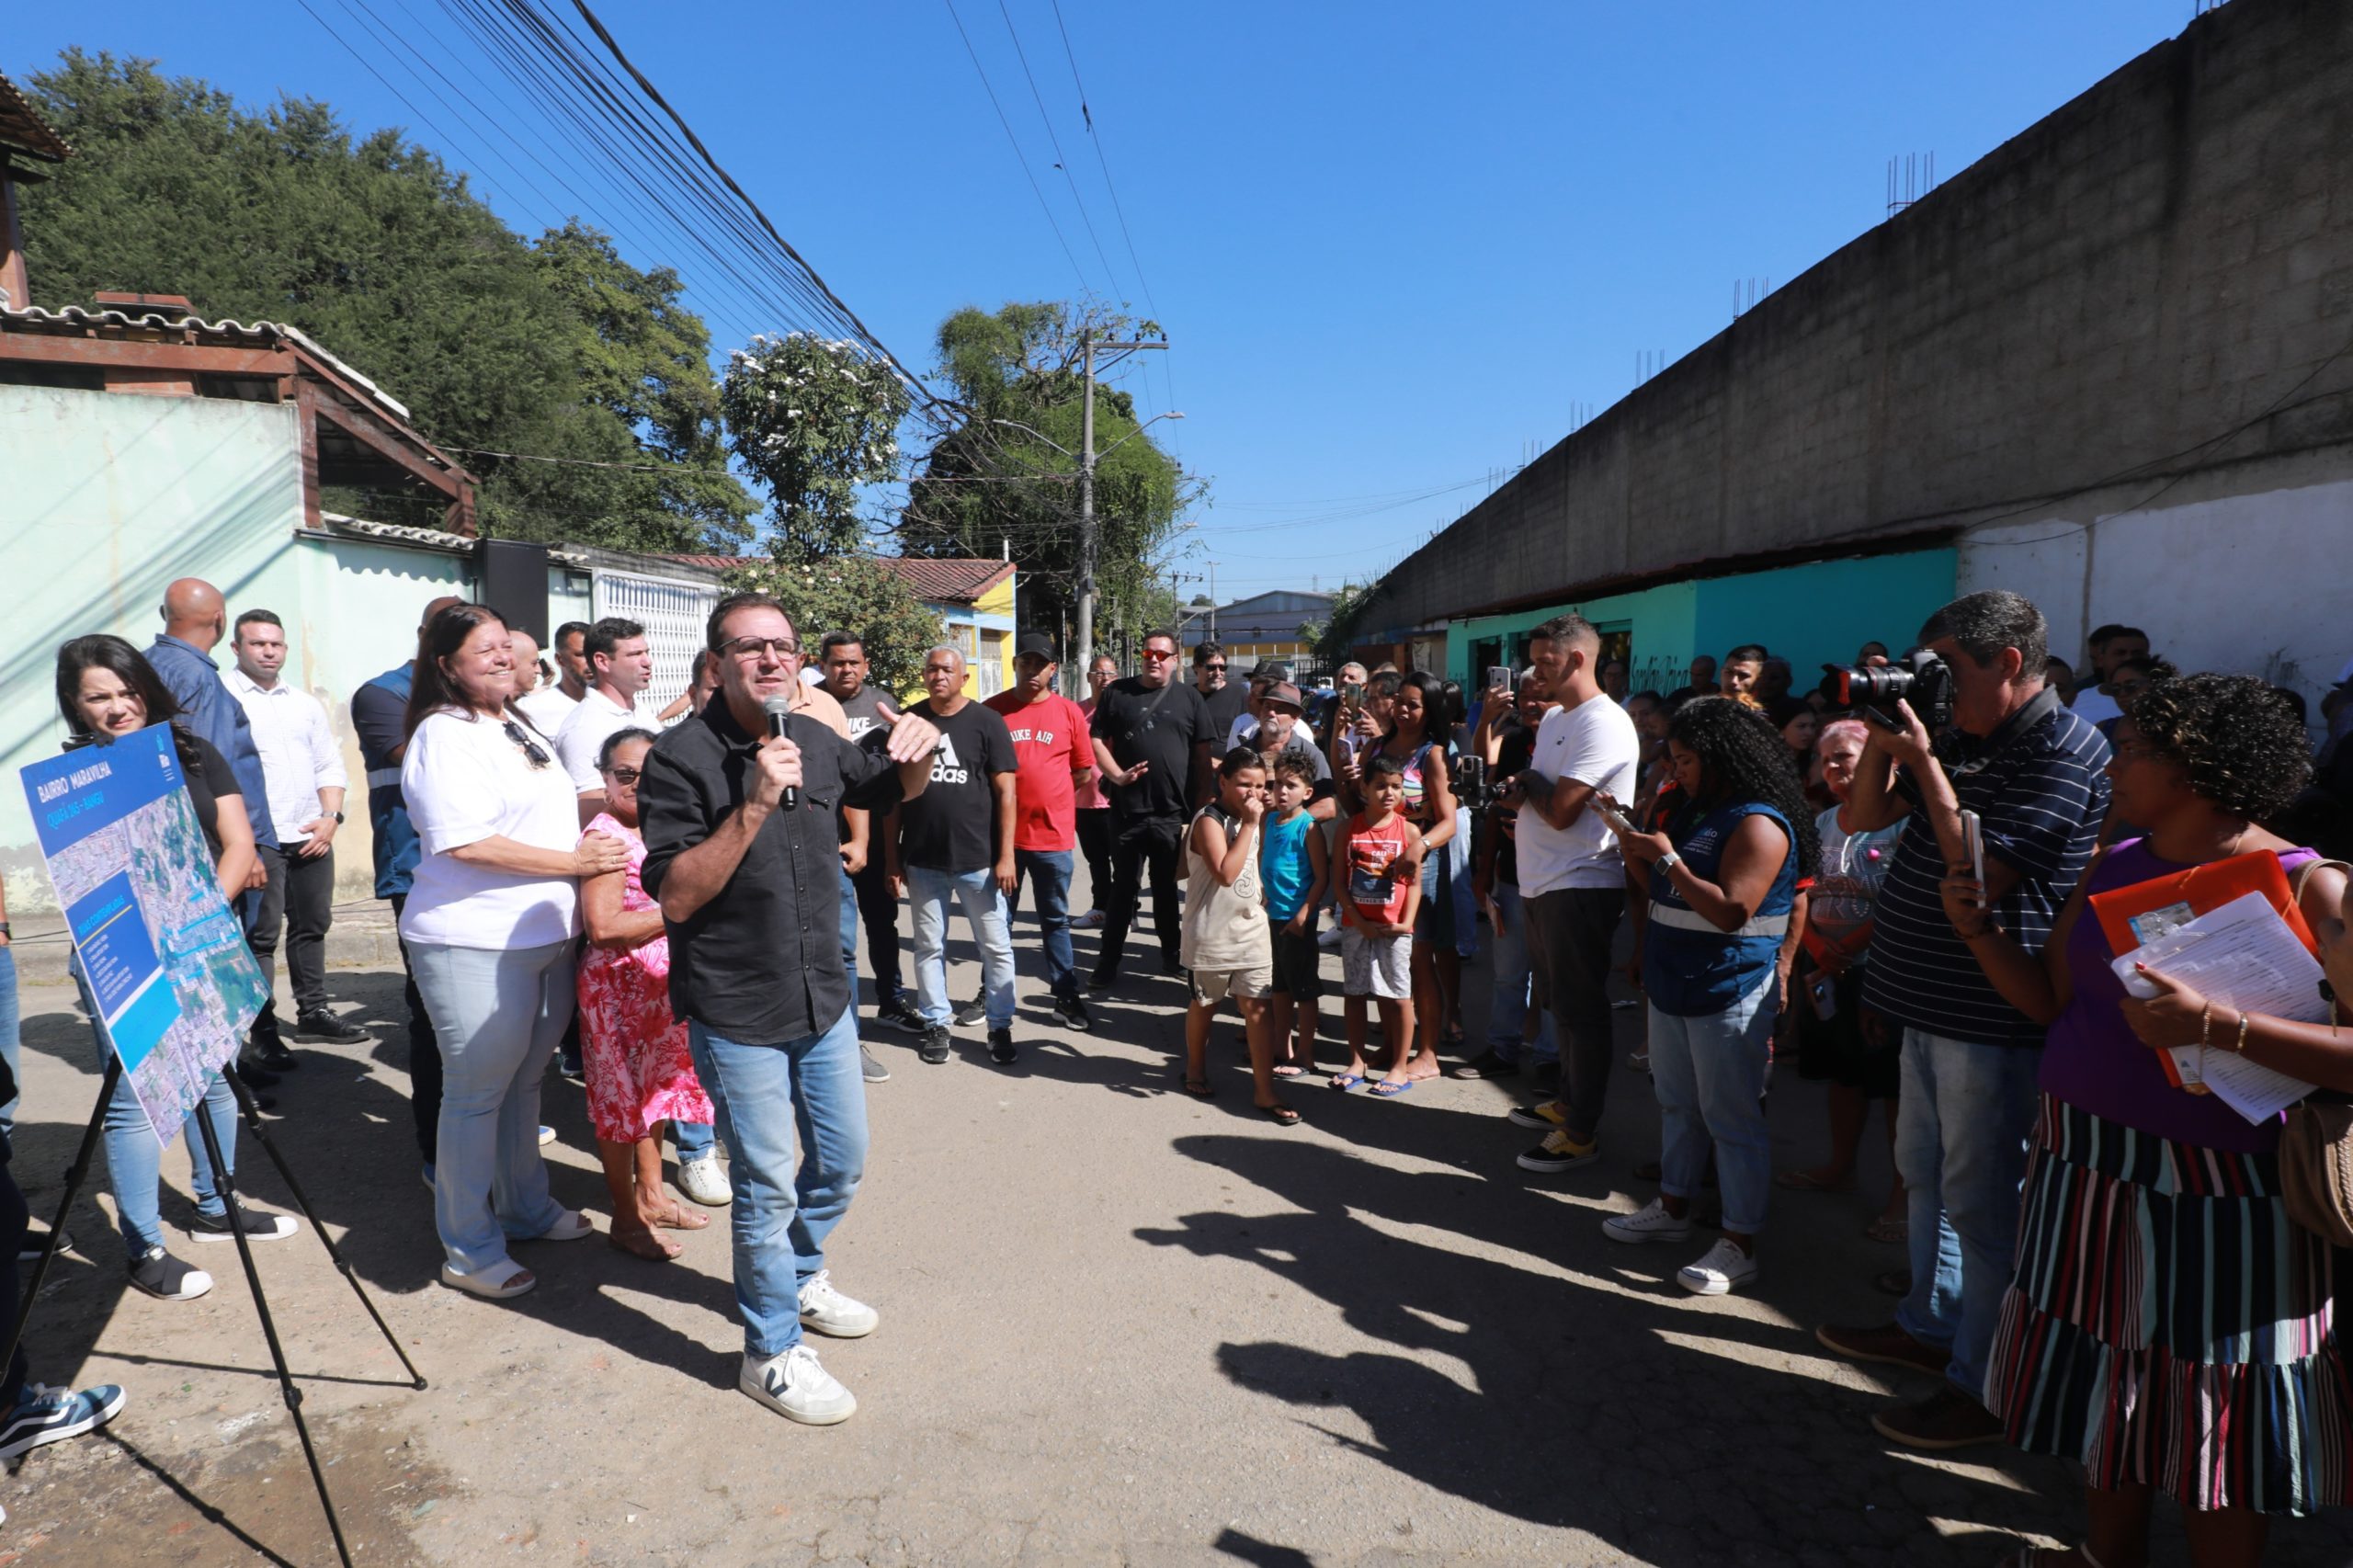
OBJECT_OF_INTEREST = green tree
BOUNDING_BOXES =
[903,301,1192,646]
[17,51,750,551]
[1308,580,1376,666]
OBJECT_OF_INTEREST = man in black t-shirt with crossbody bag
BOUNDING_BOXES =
[1089,629,1216,986]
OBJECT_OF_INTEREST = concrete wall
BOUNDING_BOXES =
[0,385,479,915]
[1355,0,2353,640]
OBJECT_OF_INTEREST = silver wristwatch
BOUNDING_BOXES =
[1654,850,1682,872]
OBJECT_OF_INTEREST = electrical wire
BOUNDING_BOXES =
[941,0,1098,299]
[993,0,1124,300]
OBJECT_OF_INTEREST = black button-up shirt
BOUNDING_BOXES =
[639,698,907,1043]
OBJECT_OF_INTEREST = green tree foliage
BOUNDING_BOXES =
[903,301,1191,649]
[722,554,942,699]
[1308,579,1376,666]
[17,51,753,551]
[719,332,910,560]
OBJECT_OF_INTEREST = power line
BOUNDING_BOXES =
[941,0,1097,298]
[993,0,1124,300]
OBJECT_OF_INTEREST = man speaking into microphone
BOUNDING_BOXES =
[639,592,939,1426]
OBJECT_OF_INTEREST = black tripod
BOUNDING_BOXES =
[6,1057,426,1568]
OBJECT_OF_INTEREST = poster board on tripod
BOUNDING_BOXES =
[20,722,267,1146]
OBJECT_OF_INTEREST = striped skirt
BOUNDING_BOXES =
[1986,1095,2353,1515]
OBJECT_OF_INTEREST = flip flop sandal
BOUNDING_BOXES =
[1369,1078,1415,1098]
[1327,1074,1366,1092]
[649,1200,710,1232]
[1270,1065,1305,1078]
[1182,1077,1215,1098]
[439,1259,536,1300]
[1257,1103,1302,1127]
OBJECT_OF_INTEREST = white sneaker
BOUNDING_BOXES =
[676,1154,732,1207]
[1678,1238,1759,1296]
[1601,1199,1693,1245]
[797,1269,879,1337]
[1074,909,1107,930]
[740,1344,856,1426]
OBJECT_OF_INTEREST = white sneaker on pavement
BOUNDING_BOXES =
[1678,1237,1760,1296]
[1600,1198,1693,1245]
[797,1268,879,1337]
[740,1344,856,1426]
[676,1154,732,1207]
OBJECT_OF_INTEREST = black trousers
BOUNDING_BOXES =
[1096,812,1186,976]
[1074,808,1115,912]
[850,853,904,1002]
[1522,886,1627,1142]
[246,842,336,1046]
[390,893,441,1165]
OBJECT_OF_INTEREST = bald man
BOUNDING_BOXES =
[150,579,278,858]
[352,594,466,1177]
[508,627,577,735]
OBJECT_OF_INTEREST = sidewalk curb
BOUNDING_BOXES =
[10,901,405,986]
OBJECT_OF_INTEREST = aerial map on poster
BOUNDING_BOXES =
[20,723,267,1146]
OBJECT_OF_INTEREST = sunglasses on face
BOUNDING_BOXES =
[1202,663,1226,672]
[501,720,551,769]
[604,766,643,784]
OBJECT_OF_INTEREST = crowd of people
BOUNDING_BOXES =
[9,577,2353,1565]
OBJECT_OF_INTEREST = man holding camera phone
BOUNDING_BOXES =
[1812,591,2110,1451]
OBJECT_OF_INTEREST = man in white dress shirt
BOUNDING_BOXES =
[229,609,369,1066]
[553,618,654,824]
[509,627,578,736]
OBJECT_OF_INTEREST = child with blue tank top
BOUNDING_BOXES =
[1259,751,1330,1078]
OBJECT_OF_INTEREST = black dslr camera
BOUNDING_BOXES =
[1818,648,1955,732]
[1454,754,1504,809]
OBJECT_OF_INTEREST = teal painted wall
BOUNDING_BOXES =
[0,387,475,913]
[1446,548,1957,697]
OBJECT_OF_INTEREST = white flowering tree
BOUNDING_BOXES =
[720,331,913,559]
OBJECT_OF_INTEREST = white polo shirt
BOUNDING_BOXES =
[552,687,642,792]
[228,665,348,845]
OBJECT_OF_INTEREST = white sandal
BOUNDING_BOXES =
[439,1259,536,1300]
[526,1210,595,1243]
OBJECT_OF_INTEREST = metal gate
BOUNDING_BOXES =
[594,570,720,724]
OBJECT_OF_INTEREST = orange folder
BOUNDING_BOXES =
[2090,849,2320,1092]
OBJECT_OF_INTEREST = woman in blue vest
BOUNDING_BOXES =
[1599,696,1817,1297]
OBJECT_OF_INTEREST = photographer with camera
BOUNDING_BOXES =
[1812,590,2110,1452]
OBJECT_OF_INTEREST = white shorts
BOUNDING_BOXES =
[1340,927,1413,1000]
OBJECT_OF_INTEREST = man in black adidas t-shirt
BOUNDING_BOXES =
[1089,631,1215,985]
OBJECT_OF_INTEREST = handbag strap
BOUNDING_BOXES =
[2290,856,2352,907]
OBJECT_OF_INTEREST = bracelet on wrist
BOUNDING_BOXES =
[2234,1010,2252,1053]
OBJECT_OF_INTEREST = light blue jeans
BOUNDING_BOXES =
[1893,1027,2040,1400]
[688,1005,868,1359]
[1647,980,1778,1237]
[71,958,237,1258]
[1013,847,1079,999]
[1483,882,1555,1065]
[411,939,574,1278]
[909,865,1016,1030]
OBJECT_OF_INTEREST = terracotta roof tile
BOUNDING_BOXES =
[659,554,1015,606]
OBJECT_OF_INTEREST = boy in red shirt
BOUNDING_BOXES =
[1332,753,1423,1096]
[984,632,1099,1031]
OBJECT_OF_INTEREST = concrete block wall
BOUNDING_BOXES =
[1356,0,2353,637]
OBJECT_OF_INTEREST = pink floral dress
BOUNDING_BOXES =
[575,814,713,1143]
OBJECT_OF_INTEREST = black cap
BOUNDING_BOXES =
[1015,631,1058,662]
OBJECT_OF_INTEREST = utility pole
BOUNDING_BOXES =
[1206,560,1219,640]
[1075,328,1168,695]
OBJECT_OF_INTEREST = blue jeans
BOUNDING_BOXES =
[1893,1027,2040,1400]
[1647,981,1777,1237]
[688,1005,868,1359]
[411,939,574,1278]
[1483,882,1554,1065]
[1013,847,1079,999]
[71,960,237,1257]
[909,865,1016,1029]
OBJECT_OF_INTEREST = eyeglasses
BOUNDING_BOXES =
[722,636,801,661]
[1140,648,1177,662]
[500,720,551,770]
[604,766,643,784]
[1201,663,1227,672]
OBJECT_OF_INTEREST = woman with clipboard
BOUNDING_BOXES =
[1935,673,2353,1566]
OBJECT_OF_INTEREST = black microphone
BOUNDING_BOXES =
[761,694,798,810]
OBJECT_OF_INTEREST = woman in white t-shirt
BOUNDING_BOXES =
[401,605,628,1300]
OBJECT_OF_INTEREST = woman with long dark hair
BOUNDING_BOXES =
[1599,697,1818,1296]
[401,604,628,1300]
[52,635,298,1303]
[1940,674,2351,1567]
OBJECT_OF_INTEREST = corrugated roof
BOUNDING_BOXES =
[0,71,72,164]
[0,301,415,420]
[659,554,1016,606]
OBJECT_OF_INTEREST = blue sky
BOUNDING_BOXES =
[14,2,2195,600]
